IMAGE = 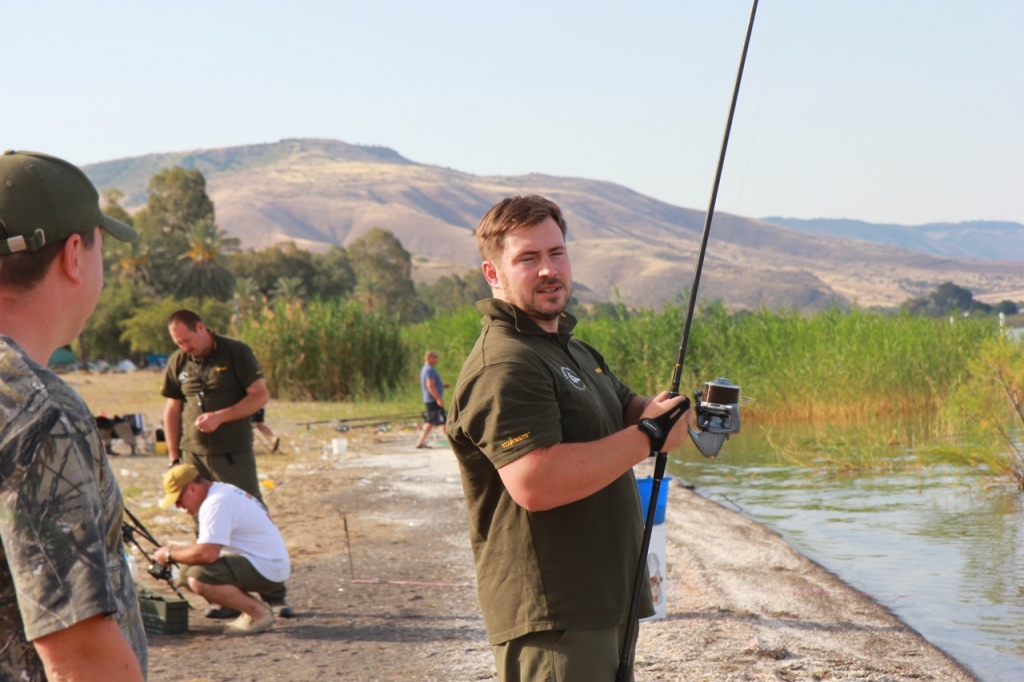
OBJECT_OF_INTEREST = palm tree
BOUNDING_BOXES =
[175,219,240,306]
[272,276,307,308]
[234,276,263,322]
[109,238,154,289]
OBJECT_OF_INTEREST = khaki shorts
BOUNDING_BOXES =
[491,623,632,682]
[183,555,283,596]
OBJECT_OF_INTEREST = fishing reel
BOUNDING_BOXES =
[148,562,174,582]
[687,377,742,459]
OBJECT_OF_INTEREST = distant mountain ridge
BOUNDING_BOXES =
[82,138,1024,311]
[762,217,1024,261]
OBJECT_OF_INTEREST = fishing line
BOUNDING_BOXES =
[733,0,786,214]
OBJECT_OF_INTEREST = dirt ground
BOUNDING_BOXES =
[73,372,978,681]
[106,418,980,682]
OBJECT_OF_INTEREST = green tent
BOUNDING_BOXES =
[48,347,78,367]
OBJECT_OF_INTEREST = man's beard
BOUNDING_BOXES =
[521,277,571,321]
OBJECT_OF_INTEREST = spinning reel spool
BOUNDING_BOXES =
[687,377,742,459]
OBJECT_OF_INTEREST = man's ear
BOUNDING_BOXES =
[59,233,85,286]
[481,261,500,289]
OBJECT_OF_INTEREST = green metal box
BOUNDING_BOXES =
[138,588,189,635]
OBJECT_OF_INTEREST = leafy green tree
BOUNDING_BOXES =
[417,269,491,316]
[128,167,218,295]
[234,276,264,322]
[101,188,135,227]
[231,242,356,302]
[311,246,357,300]
[231,242,319,299]
[120,297,232,355]
[273,276,306,306]
[903,281,993,317]
[349,228,428,322]
[80,279,142,361]
[995,300,1019,315]
[175,219,239,305]
[133,167,215,236]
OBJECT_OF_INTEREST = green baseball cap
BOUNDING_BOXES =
[0,150,138,255]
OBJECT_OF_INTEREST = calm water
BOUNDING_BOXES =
[667,428,1024,682]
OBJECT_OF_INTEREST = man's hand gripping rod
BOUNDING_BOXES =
[121,507,192,605]
[616,1,759,679]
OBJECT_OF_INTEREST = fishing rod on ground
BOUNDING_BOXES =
[121,506,192,606]
[616,1,758,679]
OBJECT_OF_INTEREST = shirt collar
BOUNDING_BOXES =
[188,332,219,362]
[476,298,577,338]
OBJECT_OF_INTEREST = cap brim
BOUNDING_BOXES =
[158,492,179,510]
[102,214,138,244]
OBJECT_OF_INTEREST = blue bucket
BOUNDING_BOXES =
[636,476,671,524]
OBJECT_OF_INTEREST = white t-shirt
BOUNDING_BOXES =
[197,482,290,583]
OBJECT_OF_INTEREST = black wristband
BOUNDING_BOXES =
[637,396,690,453]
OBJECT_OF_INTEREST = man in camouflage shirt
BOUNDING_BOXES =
[0,151,147,681]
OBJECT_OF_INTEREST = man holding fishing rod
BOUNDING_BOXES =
[447,195,692,681]
[0,151,147,681]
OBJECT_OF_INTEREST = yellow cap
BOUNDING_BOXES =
[159,464,200,509]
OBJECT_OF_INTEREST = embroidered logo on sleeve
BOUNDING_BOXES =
[501,432,530,449]
[560,367,586,391]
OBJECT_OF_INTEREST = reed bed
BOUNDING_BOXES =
[241,299,407,401]
[575,303,998,424]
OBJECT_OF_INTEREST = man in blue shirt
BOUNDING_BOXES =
[415,350,448,449]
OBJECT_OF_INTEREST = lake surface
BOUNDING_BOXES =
[667,427,1024,682]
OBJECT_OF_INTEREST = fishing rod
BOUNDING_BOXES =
[122,506,192,605]
[616,1,758,679]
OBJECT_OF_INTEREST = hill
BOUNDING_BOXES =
[83,138,1024,311]
[763,217,1024,261]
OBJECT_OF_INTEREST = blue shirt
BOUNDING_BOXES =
[420,364,443,404]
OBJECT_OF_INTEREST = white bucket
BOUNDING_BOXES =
[331,438,348,455]
[641,523,668,621]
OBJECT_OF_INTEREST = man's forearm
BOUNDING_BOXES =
[164,399,182,463]
[498,392,691,512]
[212,378,268,424]
[211,390,265,424]
[156,542,221,566]
[498,426,652,512]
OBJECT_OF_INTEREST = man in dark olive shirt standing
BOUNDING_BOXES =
[447,195,692,682]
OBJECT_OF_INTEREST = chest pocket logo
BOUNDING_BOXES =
[560,367,586,391]
[178,371,190,384]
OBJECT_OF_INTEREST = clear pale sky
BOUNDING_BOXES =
[2,1,1021,225]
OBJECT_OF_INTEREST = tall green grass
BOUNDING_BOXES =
[240,299,408,401]
[577,303,998,423]
[240,297,1003,437]
[406,302,999,424]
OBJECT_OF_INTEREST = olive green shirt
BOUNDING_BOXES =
[447,299,653,645]
[0,336,148,681]
[161,333,263,456]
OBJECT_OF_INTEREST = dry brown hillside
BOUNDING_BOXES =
[84,138,1024,310]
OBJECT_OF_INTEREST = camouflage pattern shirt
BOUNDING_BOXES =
[0,336,148,681]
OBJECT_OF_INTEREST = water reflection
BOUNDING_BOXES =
[667,426,1024,682]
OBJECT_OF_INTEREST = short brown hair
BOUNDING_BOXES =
[474,195,567,262]
[0,227,97,291]
[168,309,204,331]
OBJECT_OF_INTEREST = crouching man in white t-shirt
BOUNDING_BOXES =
[153,464,291,636]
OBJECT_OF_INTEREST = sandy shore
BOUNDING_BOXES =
[117,428,979,681]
